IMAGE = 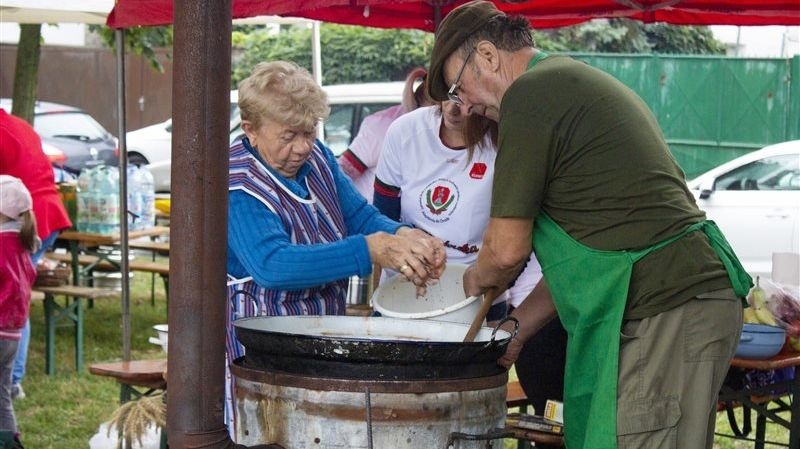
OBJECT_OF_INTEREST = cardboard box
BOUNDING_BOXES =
[544,399,564,424]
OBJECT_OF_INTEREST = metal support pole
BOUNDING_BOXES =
[115,28,131,362]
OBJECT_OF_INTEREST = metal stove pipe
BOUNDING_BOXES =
[168,1,281,448]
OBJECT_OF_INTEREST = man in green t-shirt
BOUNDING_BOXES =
[427,2,751,449]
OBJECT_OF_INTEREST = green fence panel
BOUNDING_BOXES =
[570,53,796,179]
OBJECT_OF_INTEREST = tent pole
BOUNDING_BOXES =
[312,20,324,140]
[115,27,131,363]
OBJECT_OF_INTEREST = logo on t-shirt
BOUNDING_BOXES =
[469,162,487,179]
[420,179,459,223]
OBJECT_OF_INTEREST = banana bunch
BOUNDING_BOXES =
[745,277,779,326]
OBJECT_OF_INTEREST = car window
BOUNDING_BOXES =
[326,104,356,156]
[323,102,397,156]
[714,154,800,191]
[352,103,395,138]
[34,112,110,141]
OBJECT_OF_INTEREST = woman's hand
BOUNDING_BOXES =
[365,228,446,287]
[396,227,446,278]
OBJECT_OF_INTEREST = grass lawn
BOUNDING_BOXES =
[14,256,792,448]
[15,261,168,449]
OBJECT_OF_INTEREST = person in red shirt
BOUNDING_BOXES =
[0,175,38,449]
[0,108,72,400]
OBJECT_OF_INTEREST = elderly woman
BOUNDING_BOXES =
[224,61,445,434]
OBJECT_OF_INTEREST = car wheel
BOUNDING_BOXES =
[128,153,149,167]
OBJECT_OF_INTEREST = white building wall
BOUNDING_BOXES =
[0,23,88,46]
[711,25,800,58]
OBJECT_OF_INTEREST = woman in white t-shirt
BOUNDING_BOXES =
[373,101,540,322]
[374,102,567,435]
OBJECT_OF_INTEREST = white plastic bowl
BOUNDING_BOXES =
[148,324,168,353]
[372,263,482,325]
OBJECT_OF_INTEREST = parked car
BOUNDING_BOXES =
[0,98,119,174]
[126,91,242,168]
[139,81,406,192]
[687,140,800,278]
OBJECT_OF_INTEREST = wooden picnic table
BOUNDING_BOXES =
[718,348,800,448]
[59,226,170,248]
[57,226,170,285]
[504,350,800,449]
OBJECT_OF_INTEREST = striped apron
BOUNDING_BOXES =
[224,139,349,436]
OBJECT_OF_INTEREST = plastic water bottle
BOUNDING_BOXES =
[127,164,143,231]
[96,166,120,235]
[137,165,156,230]
[88,167,104,234]
[76,167,94,232]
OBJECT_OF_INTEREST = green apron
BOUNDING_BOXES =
[531,213,752,449]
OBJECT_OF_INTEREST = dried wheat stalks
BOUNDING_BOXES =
[106,392,166,447]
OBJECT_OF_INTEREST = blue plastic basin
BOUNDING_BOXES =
[735,323,786,359]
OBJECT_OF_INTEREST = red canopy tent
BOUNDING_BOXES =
[108,0,800,30]
[104,1,799,448]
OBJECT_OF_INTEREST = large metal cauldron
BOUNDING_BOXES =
[234,316,515,380]
[232,316,516,448]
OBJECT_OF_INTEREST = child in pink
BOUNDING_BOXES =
[0,175,38,449]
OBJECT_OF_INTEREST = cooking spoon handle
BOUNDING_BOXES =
[463,288,499,342]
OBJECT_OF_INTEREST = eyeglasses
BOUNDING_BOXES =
[447,48,475,106]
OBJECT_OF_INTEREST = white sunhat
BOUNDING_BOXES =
[0,174,33,220]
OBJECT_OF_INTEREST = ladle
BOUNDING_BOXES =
[463,288,499,342]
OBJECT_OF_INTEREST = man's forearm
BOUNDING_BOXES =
[466,217,533,296]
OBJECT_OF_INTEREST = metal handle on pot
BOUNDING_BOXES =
[446,428,515,448]
[230,289,261,319]
[485,316,519,348]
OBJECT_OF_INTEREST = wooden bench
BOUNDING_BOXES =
[90,359,167,402]
[128,240,169,255]
[505,380,565,448]
[45,252,170,299]
[128,240,170,306]
[32,284,118,375]
[89,359,168,449]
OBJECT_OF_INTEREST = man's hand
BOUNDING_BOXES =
[494,279,558,367]
[463,217,533,297]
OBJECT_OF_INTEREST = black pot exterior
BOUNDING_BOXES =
[235,316,510,380]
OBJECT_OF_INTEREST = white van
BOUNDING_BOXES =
[229,82,405,155]
[142,82,405,192]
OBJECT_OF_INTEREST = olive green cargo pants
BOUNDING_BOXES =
[616,290,742,449]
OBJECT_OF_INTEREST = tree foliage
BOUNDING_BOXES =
[231,20,723,86]
[644,23,725,54]
[86,19,723,87]
[536,19,725,54]
[89,25,173,72]
[231,24,432,87]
